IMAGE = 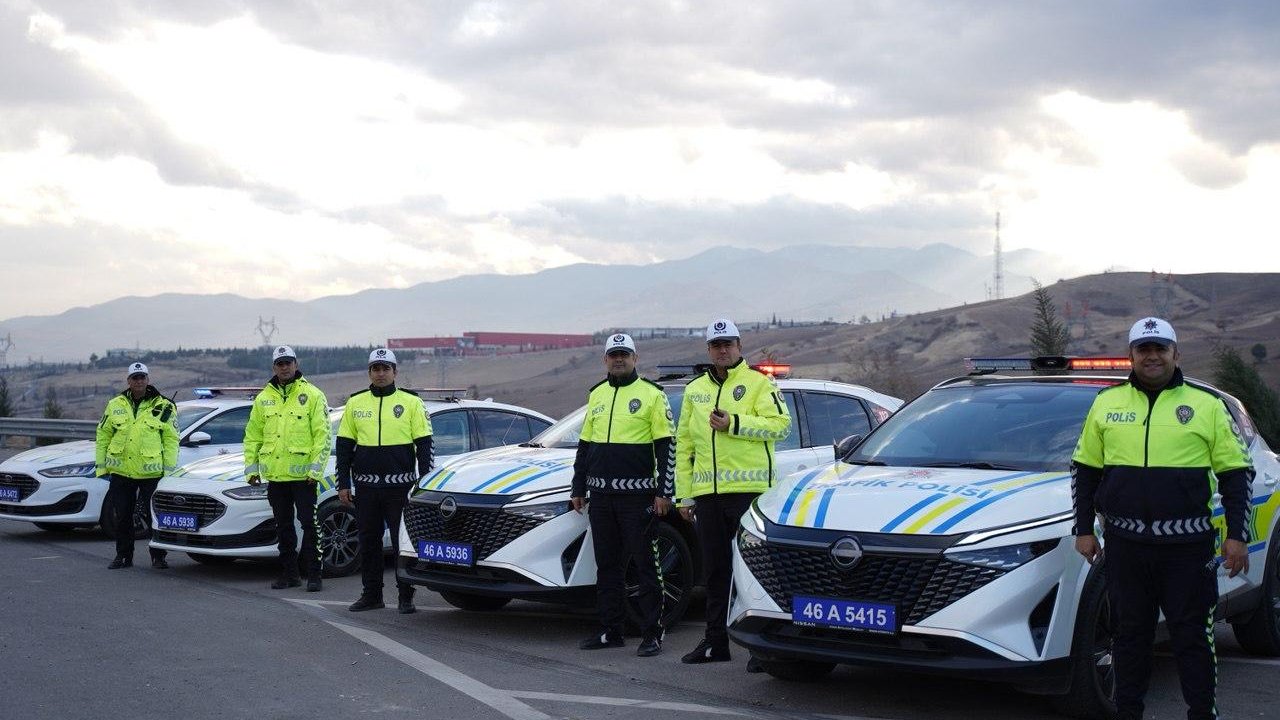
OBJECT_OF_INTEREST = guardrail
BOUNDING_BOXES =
[0,417,97,441]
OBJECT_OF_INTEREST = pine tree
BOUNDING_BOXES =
[1212,345,1280,448]
[0,375,12,417]
[1029,280,1069,358]
[43,386,63,419]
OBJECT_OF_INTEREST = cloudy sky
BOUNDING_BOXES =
[2,0,1278,319]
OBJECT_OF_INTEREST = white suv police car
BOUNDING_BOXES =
[727,357,1280,719]
[148,394,553,576]
[395,365,902,627]
[0,390,255,538]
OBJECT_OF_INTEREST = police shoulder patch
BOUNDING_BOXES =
[732,384,747,402]
[298,393,308,406]
[1175,405,1194,425]
[628,398,642,414]
[393,404,405,419]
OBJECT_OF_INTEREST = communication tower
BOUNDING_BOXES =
[993,212,1005,301]
[1149,272,1174,318]
[1063,300,1093,353]
[0,333,12,367]
[256,317,278,347]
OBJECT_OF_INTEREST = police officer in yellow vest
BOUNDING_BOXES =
[1073,317,1253,720]
[336,348,433,613]
[96,361,179,569]
[676,319,791,665]
[571,333,675,657]
[243,346,330,591]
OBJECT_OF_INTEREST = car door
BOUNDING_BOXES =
[771,390,817,477]
[1218,395,1280,590]
[428,409,473,462]
[801,390,875,464]
[472,409,538,449]
[180,406,252,463]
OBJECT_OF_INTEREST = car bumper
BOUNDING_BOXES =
[148,490,278,556]
[396,555,595,604]
[0,474,106,524]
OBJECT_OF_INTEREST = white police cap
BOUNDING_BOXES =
[126,362,149,379]
[368,348,398,367]
[604,333,635,355]
[1128,317,1177,347]
[705,318,740,343]
[272,345,297,362]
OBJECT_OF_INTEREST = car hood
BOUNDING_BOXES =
[167,453,253,483]
[760,464,1072,536]
[1,440,96,468]
[415,444,576,496]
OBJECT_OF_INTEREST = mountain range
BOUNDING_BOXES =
[1,244,1093,363]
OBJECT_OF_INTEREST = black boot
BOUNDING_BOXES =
[306,574,323,592]
[271,571,301,589]
[349,593,385,612]
[397,586,416,614]
[108,556,132,570]
[150,550,169,570]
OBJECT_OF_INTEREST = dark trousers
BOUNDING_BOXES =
[267,481,320,579]
[589,493,662,637]
[1105,535,1218,720]
[354,483,411,596]
[107,475,164,560]
[692,492,756,645]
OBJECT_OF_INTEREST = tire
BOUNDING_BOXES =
[1053,564,1118,719]
[760,659,836,682]
[34,522,82,532]
[624,520,695,632]
[317,501,361,578]
[99,495,152,541]
[1232,524,1280,656]
[187,553,236,566]
[440,591,512,611]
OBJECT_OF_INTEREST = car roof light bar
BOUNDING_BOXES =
[193,387,263,398]
[408,387,472,401]
[752,363,791,378]
[1068,357,1132,371]
[966,356,1133,375]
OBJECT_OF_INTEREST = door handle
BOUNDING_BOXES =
[796,465,808,471]
[1265,473,1277,488]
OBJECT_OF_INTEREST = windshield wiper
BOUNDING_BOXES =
[921,461,1023,471]
[518,442,544,448]
[842,459,887,466]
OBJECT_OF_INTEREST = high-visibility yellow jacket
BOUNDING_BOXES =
[95,387,179,480]
[675,360,791,504]
[243,373,330,482]
[335,385,433,488]
[572,371,675,497]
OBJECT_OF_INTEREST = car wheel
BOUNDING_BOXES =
[1053,564,1118,719]
[624,520,695,632]
[759,659,836,682]
[188,553,236,566]
[317,501,361,578]
[99,496,152,540]
[439,591,512,611]
[1231,524,1280,656]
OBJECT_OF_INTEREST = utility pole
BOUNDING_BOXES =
[0,333,12,368]
[993,212,1005,301]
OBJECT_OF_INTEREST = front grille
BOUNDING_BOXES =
[152,492,227,526]
[740,543,1007,625]
[403,502,544,562]
[0,473,40,501]
[153,519,278,549]
[0,491,88,517]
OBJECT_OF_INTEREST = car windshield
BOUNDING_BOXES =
[530,386,686,449]
[177,405,217,433]
[846,381,1107,472]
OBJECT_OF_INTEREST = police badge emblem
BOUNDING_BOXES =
[394,404,405,418]
[733,385,746,402]
[1176,405,1194,424]
[628,399,641,414]
[298,393,308,406]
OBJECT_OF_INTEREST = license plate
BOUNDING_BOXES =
[792,595,897,634]
[0,486,19,502]
[155,511,200,532]
[417,540,473,566]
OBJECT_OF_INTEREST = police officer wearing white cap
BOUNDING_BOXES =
[571,334,675,656]
[95,362,179,569]
[675,319,791,666]
[242,346,331,591]
[336,348,433,613]
[1072,317,1254,720]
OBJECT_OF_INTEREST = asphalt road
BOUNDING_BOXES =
[3,518,1278,720]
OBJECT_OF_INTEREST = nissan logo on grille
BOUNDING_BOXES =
[831,536,864,570]
[439,496,458,519]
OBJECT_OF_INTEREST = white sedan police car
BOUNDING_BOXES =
[148,395,554,576]
[727,357,1280,719]
[0,390,256,538]
[396,365,903,627]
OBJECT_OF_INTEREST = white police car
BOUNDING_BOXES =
[727,357,1280,718]
[0,389,256,538]
[395,365,903,626]
[148,394,554,576]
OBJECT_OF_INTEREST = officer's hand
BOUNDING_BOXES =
[247,474,261,486]
[338,489,353,507]
[709,409,730,432]
[571,496,585,514]
[678,505,695,522]
[1223,538,1249,578]
[1074,535,1102,565]
[653,497,672,517]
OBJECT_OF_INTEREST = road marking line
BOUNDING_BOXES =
[508,690,746,716]
[1156,651,1280,667]
[31,556,61,560]
[325,620,553,720]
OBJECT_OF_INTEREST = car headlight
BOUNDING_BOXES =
[946,540,1058,571]
[505,501,571,521]
[38,462,97,478]
[737,504,767,550]
[223,484,269,500]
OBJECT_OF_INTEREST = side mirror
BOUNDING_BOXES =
[183,431,212,447]
[834,434,863,462]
